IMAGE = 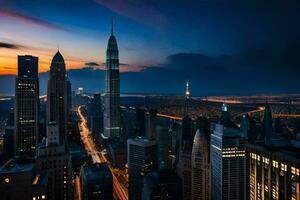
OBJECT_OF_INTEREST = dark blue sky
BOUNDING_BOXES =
[0,0,300,95]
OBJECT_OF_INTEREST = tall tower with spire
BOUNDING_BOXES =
[184,80,190,116]
[103,20,121,138]
[47,50,68,141]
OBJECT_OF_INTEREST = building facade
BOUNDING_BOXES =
[36,123,72,200]
[128,137,157,200]
[80,163,113,200]
[211,122,246,200]
[15,55,39,158]
[192,129,210,200]
[103,24,121,139]
[246,144,300,200]
[47,51,68,140]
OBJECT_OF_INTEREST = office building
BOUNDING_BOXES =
[36,123,72,200]
[15,55,39,158]
[47,51,68,140]
[103,22,121,139]
[191,129,210,200]
[128,137,157,200]
[246,104,300,200]
[142,165,182,200]
[210,104,246,200]
[80,163,113,200]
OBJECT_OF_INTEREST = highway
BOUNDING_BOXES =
[77,106,128,200]
[75,175,82,200]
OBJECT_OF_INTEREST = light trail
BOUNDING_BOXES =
[75,175,82,200]
[77,106,128,200]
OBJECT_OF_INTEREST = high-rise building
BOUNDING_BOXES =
[191,129,210,200]
[47,51,68,140]
[142,165,182,200]
[15,55,39,158]
[103,22,121,139]
[178,150,192,200]
[210,104,246,200]
[66,80,72,112]
[36,123,72,200]
[80,163,113,200]
[246,104,300,200]
[128,137,157,200]
[87,93,103,143]
[178,115,195,200]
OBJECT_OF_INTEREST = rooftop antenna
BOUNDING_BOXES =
[111,17,114,35]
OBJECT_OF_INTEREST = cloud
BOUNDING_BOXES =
[85,62,100,66]
[1,43,300,95]
[94,0,168,30]
[0,42,23,49]
[0,7,69,32]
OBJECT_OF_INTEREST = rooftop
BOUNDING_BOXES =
[0,159,35,174]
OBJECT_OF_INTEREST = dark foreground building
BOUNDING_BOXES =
[80,163,113,200]
[246,104,300,200]
[142,166,182,200]
[0,159,48,200]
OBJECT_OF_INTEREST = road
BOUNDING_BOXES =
[75,175,82,200]
[77,106,128,200]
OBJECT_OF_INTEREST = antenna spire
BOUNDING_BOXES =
[111,17,114,35]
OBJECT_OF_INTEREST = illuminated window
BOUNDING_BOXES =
[262,157,269,164]
[291,167,299,176]
[281,163,287,172]
[4,178,10,183]
[272,160,278,168]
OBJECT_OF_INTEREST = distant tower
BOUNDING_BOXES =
[103,20,121,139]
[184,81,190,116]
[15,55,39,158]
[47,51,68,141]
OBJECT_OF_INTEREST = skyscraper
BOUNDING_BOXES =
[128,137,157,200]
[15,55,39,158]
[103,22,121,139]
[210,104,246,200]
[47,51,68,140]
[191,129,210,200]
[245,104,300,200]
[36,123,72,200]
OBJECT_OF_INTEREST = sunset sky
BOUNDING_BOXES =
[1,1,300,95]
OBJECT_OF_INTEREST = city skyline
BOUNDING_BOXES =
[1,2,300,200]
[1,1,300,95]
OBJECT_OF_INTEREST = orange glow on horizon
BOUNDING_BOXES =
[0,48,95,75]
